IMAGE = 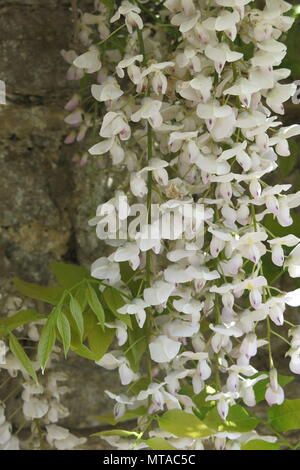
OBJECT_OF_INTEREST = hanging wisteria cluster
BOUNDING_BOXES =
[4,0,300,451]
[0,317,86,450]
[60,0,300,450]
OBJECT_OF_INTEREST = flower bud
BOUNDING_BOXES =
[249,180,261,199]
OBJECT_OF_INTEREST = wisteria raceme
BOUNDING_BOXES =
[0,327,87,450]
[65,0,300,450]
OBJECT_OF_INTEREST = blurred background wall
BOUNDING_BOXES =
[0,0,299,441]
[0,0,117,439]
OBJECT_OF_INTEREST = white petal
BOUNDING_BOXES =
[89,137,114,155]
[149,335,181,363]
[284,288,300,307]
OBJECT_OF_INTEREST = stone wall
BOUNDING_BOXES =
[0,0,118,437]
[0,0,300,445]
[0,0,108,283]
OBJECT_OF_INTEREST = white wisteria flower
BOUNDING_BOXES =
[96,352,138,385]
[117,298,148,328]
[149,335,181,363]
[73,48,102,74]
[131,98,163,129]
[66,0,300,451]
[111,1,143,34]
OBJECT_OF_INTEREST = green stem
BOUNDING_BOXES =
[136,279,145,298]
[124,335,146,355]
[260,265,274,369]
[263,420,294,450]
[137,25,153,386]
[251,204,257,231]
[247,409,294,450]
[134,415,155,446]
[2,385,22,403]
[7,404,23,421]
[15,420,27,436]
[137,29,146,65]
[0,375,11,390]
[268,286,285,294]
[252,204,274,369]
[270,329,291,346]
[144,143,153,382]
[269,269,286,285]
[89,279,132,300]
[146,123,153,288]
[149,23,177,28]
[285,319,295,327]
[214,298,222,389]
[266,314,274,369]
[96,24,126,47]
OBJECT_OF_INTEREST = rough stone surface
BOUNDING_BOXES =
[1,0,300,450]
[0,0,116,444]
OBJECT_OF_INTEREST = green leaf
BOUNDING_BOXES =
[254,373,294,403]
[37,314,57,372]
[193,405,215,421]
[268,399,300,432]
[86,285,105,326]
[50,262,90,289]
[124,318,147,373]
[127,377,150,395]
[92,429,139,438]
[158,410,214,438]
[74,284,88,311]
[0,310,45,336]
[179,384,215,419]
[120,262,143,297]
[282,17,300,76]
[278,139,298,176]
[0,326,8,338]
[87,322,115,361]
[239,42,254,61]
[204,405,260,433]
[97,0,115,10]
[67,310,110,361]
[69,295,84,339]
[103,288,132,328]
[291,5,300,18]
[96,407,147,426]
[241,440,281,451]
[9,333,38,383]
[264,213,300,239]
[56,313,71,357]
[144,438,177,450]
[14,278,64,305]
[70,342,99,360]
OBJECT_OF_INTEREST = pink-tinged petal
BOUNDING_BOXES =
[64,110,82,126]
[88,137,114,155]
